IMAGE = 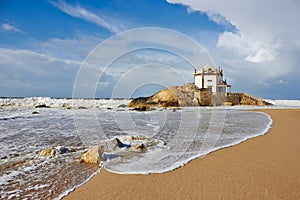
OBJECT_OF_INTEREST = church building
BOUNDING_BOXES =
[194,65,231,93]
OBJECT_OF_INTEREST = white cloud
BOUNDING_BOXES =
[0,48,81,97]
[49,0,123,33]
[206,12,233,28]
[0,48,80,70]
[166,0,300,62]
[166,0,300,98]
[276,79,288,85]
[1,22,21,32]
[29,35,104,60]
[217,31,278,62]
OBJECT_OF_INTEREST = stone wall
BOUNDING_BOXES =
[195,88,211,106]
[225,93,271,106]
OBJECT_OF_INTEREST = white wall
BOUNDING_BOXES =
[194,74,217,92]
[204,75,217,92]
[194,75,202,89]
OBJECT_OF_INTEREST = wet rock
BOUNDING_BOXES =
[117,104,127,108]
[130,136,146,141]
[131,106,152,111]
[40,146,70,157]
[79,145,104,164]
[223,102,232,106]
[35,104,50,108]
[8,153,19,158]
[1,103,14,106]
[40,148,52,156]
[115,138,131,148]
[172,108,177,112]
[130,144,147,152]
[78,106,88,109]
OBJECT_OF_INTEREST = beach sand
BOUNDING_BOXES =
[64,109,300,200]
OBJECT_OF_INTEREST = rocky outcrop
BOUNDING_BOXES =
[79,145,104,164]
[225,93,271,106]
[129,83,202,109]
[129,82,271,109]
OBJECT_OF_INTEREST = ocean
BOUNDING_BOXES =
[0,97,298,199]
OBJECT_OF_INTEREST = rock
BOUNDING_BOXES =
[130,136,146,141]
[9,153,19,158]
[172,108,181,112]
[40,146,70,157]
[129,82,271,108]
[115,138,131,148]
[128,97,149,108]
[117,104,127,108]
[223,102,232,106]
[130,144,147,152]
[1,103,14,106]
[131,106,152,111]
[40,148,52,156]
[32,111,39,114]
[80,145,104,164]
[78,106,88,109]
[128,83,201,109]
[35,104,50,108]
[57,146,70,154]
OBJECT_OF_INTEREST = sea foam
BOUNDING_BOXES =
[0,98,278,199]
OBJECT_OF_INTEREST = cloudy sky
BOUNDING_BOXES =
[0,0,299,99]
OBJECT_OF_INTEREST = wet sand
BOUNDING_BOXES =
[64,109,300,200]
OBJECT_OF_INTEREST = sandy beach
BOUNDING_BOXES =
[64,109,300,200]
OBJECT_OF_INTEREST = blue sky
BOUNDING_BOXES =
[0,0,299,99]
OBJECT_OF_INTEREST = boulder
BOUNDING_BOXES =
[35,104,50,108]
[128,82,201,109]
[78,106,88,109]
[130,143,147,152]
[40,146,70,157]
[80,145,104,164]
[131,106,152,111]
[223,102,232,106]
[117,104,127,108]
[128,97,149,108]
[40,148,52,156]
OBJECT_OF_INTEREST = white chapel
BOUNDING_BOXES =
[194,65,231,93]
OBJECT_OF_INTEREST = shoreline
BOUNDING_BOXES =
[64,109,300,200]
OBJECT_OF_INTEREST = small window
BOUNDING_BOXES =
[207,80,212,82]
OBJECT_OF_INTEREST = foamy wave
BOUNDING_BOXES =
[0,105,274,199]
[264,99,300,107]
[103,109,272,174]
[0,97,130,109]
